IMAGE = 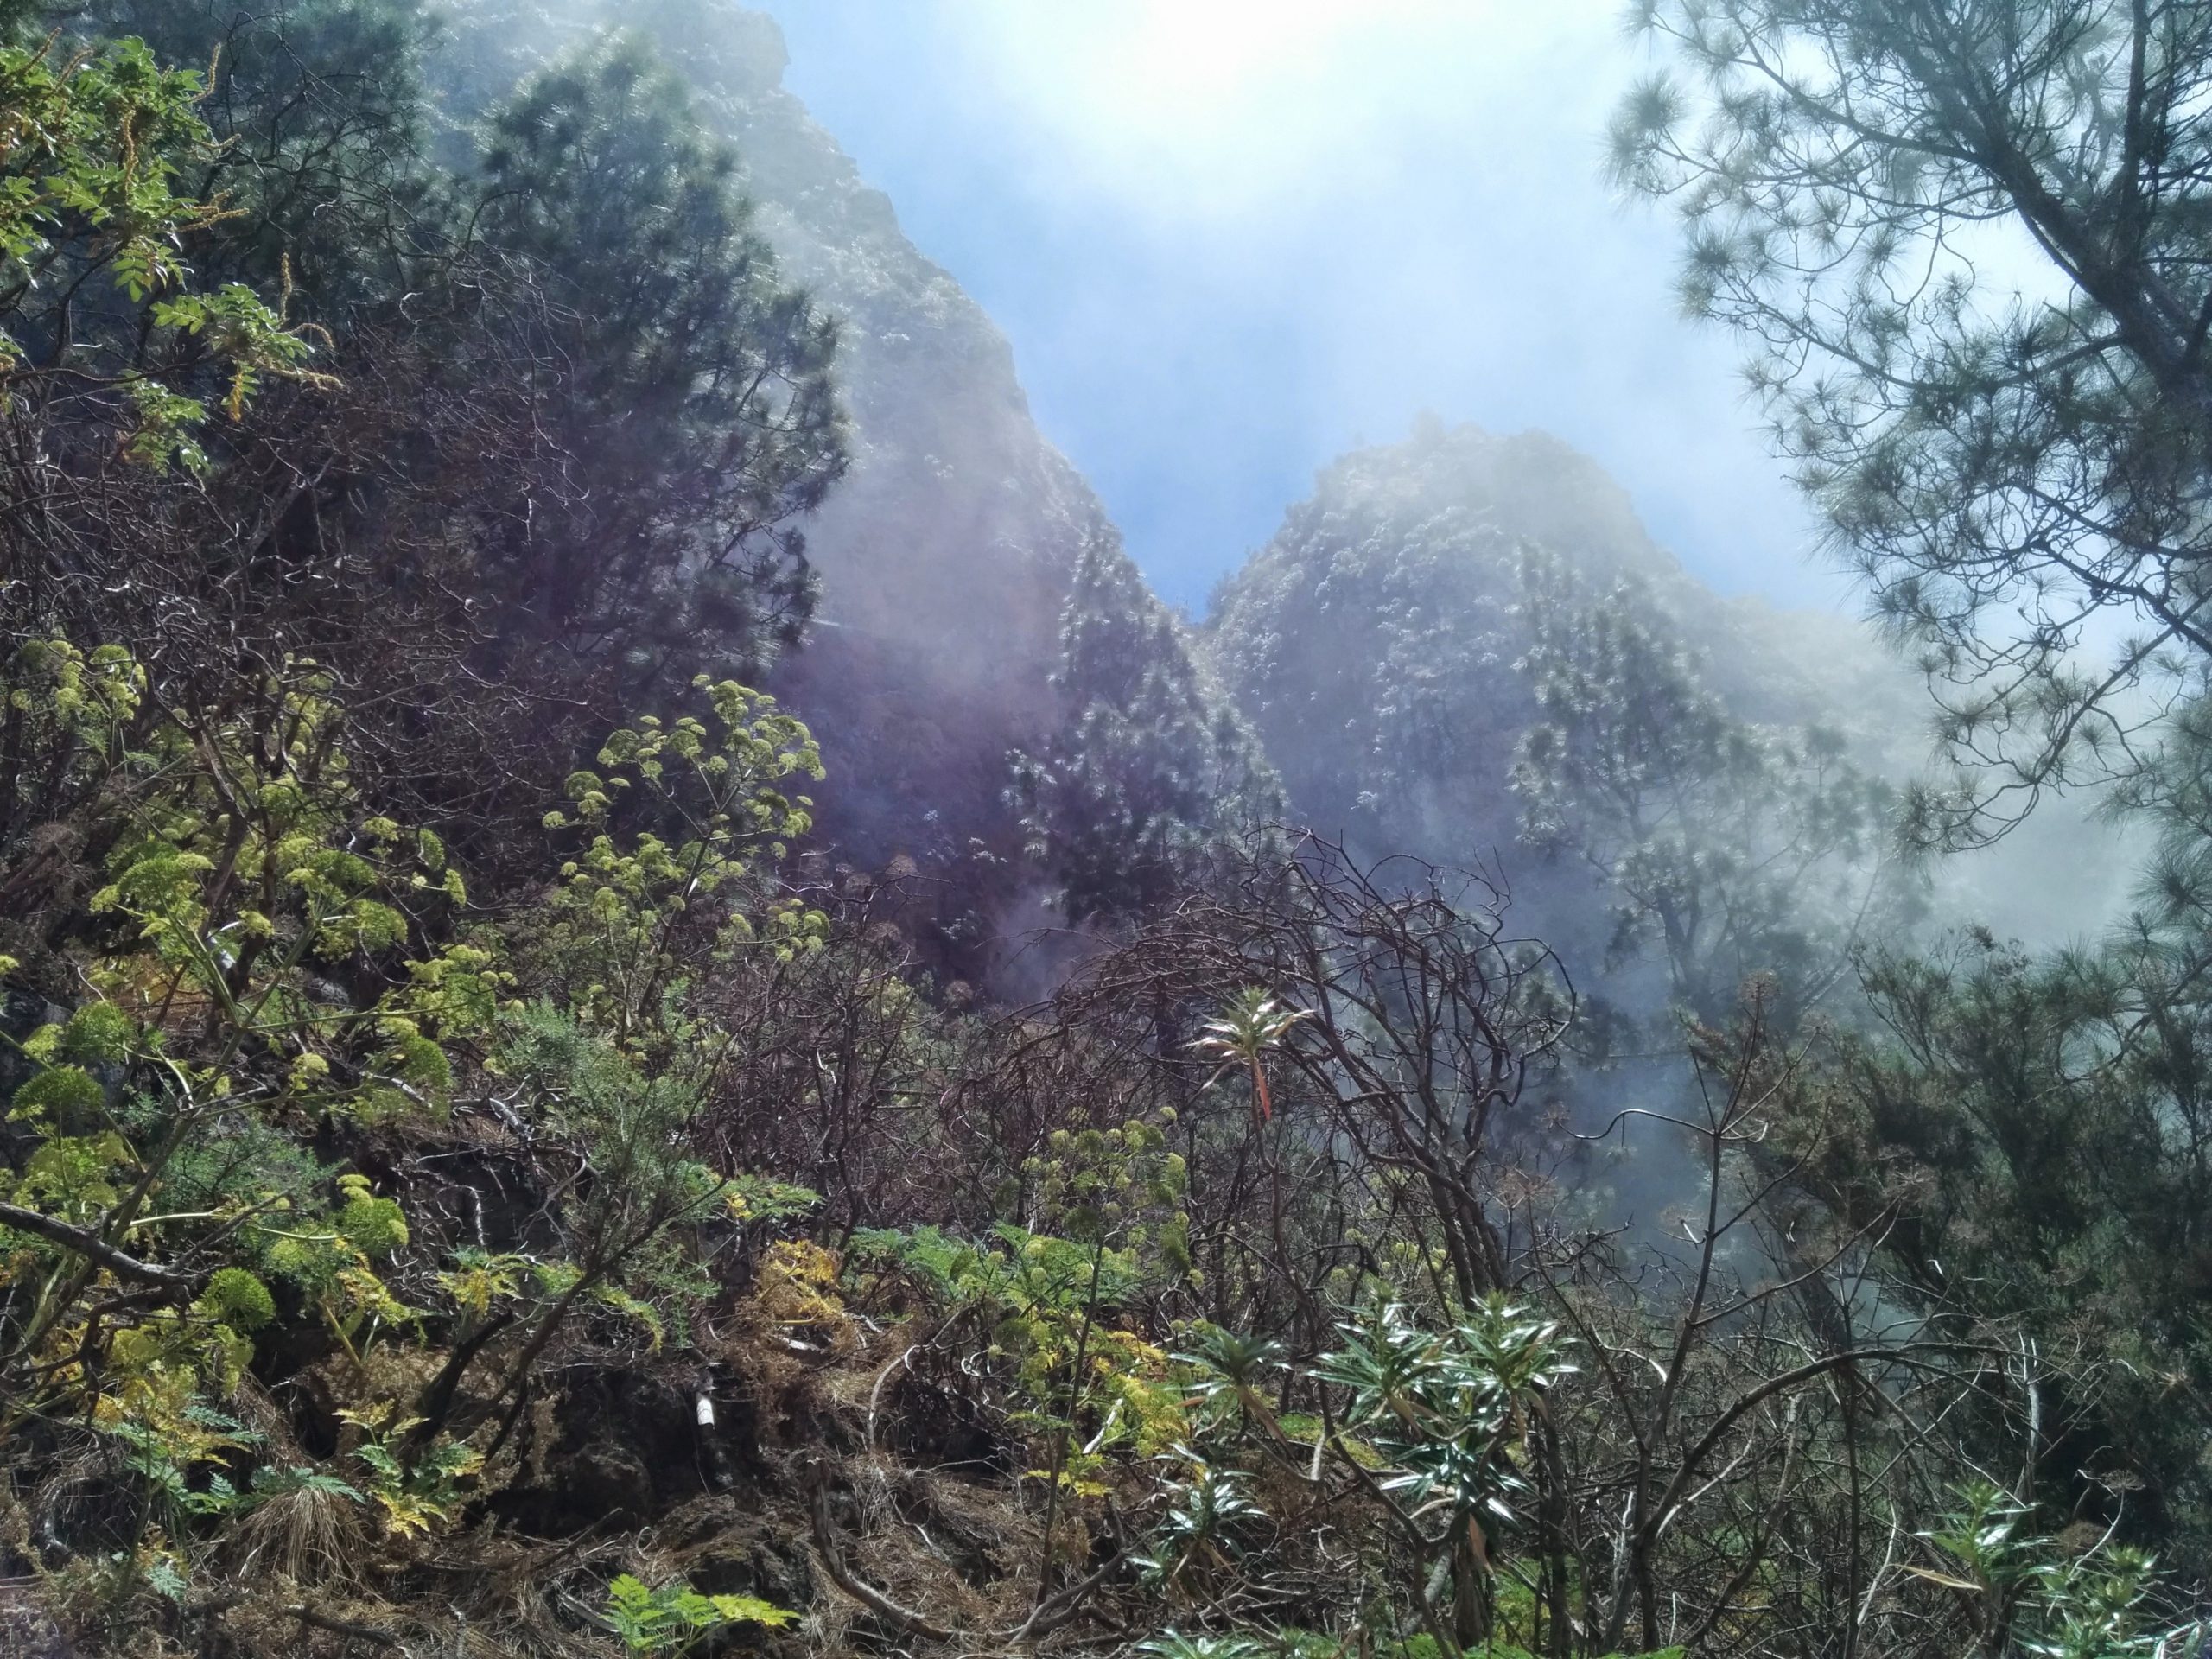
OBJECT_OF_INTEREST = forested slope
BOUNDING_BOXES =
[1209,421,2132,1006]
[430,0,1274,943]
[1206,423,1923,1022]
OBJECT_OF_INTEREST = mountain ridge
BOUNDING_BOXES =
[640,3,1275,943]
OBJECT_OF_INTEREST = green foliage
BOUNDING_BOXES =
[1317,1300,1571,1541]
[342,1410,481,1539]
[9,0,845,881]
[0,642,834,1586]
[855,1206,1189,1483]
[53,658,473,1100]
[1147,1300,1577,1650]
[855,1222,1146,1365]
[496,1005,724,1249]
[1776,890,2212,1554]
[244,1462,365,1509]
[1014,521,1279,919]
[1175,1327,1287,1434]
[1914,1482,2196,1659]
[0,32,331,446]
[1145,1458,1267,1599]
[6,1065,105,1127]
[1136,1634,1274,1658]
[334,1176,410,1259]
[0,648,479,1450]
[531,676,827,1051]
[194,1268,275,1333]
[601,1572,796,1654]
[471,32,845,681]
[45,1002,132,1065]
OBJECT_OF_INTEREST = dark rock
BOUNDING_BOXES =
[692,1535,816,1611]
[489,1367,710,1536]
[0,984,66,1103]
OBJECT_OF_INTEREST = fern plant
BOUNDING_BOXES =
[601,1573,796,1654]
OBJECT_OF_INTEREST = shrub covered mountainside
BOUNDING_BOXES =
[1210,423,1916,847]
[426,0,1277,941]
[9,5,2212,1659]
[1207,423,1932,1027]
[1207,423,2132,1018]
[664,5,1278,931]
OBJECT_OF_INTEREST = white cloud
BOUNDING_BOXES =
[938,0,1622,221]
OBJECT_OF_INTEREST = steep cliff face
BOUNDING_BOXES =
[658,10,1071,845]
[632,6,1274,938]
[432,1,1272,948]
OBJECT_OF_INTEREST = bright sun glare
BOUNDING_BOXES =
[950,0,1567,210]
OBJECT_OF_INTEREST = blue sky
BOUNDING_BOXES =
[751,0,1843,617]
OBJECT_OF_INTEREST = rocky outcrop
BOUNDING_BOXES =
[621,6,1273,944]
[1206,421,1926,855]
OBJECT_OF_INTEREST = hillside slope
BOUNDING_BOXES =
[626,4,1277,938]
[1205,421,2128,963]
[1208,423,1910,844]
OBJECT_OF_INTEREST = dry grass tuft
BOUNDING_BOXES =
[230,1475,371,1587]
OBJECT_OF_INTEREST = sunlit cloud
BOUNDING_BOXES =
[934,1,1617,220]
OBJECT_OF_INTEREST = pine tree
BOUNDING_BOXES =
[1618,1,2212,846]
[1014,520,1279,920]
